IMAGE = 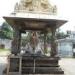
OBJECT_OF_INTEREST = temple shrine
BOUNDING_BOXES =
[3,0,67,75]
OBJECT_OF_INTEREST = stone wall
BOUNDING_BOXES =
[0,39,12,49]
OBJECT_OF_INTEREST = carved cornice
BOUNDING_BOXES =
[14,0,57,15]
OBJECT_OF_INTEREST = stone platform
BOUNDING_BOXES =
[3,55,64,75]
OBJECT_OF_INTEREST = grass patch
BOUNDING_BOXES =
[0,49,10,52]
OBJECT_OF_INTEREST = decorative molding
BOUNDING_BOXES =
[14,0,57,15]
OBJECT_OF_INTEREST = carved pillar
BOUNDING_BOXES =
[50,27,57,57]
[44,31,47,54]
[11,27,21,55]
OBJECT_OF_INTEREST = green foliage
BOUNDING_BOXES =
[46,33,52,43]
[0,49,10,51]
[56,32,68,39]
[0,22,13,39]
[21,32,30,46]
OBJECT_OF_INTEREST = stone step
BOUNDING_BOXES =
[22,67,64,74]
[22,59,58,63]
[22,63,59,67]
[4,67,64,74]
[3,56,62,74]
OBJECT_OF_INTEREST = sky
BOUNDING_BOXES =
[0,0,75,32]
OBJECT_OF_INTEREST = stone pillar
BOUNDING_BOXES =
[44,31,47,54]
[50,27,57,57]
[11,27,21,55]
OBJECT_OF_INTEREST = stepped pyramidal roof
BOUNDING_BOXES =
[14,0,57,15]
[3,0,67,31]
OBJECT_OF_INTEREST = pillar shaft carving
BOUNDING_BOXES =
[11,27,21,55]
[50,27,57,57]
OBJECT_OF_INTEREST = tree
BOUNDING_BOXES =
[56,32,68,39]
[0,22,13,39]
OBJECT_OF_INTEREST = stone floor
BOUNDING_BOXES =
[0,57,75,75]
[59,58,75,75]
[0,57,7,75]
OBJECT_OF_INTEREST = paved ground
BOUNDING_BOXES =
[0,57,7,75]
[59,58,75,75]
[0,51,8,75]
[0,56,75,75]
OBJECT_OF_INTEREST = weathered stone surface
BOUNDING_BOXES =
[11,28,21,55]
[3,55,64,74]
[14,0,57,14]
